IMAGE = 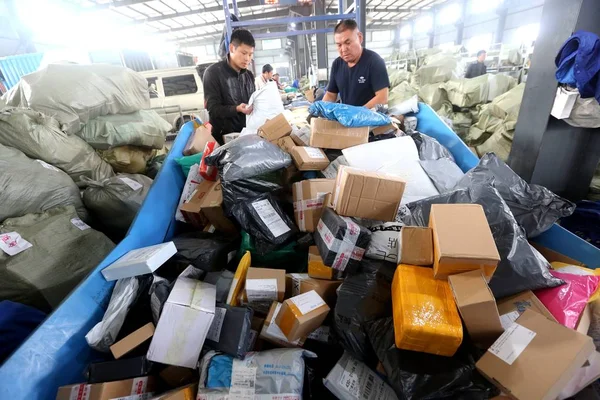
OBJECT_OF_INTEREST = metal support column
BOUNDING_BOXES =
[428,10,436,48]
[495,5,508,43]
[315,0,328,73]
[508,0,600,200]
[357,0,366,47]
[455,0,467,45]
[231,0,240,17]
[223,0,232,50]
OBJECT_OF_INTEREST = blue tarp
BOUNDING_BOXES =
[1,104,598,399]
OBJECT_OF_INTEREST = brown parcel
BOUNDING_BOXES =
[448,270,503,347]
[300,278,341,308]
[308,246,342,280]
[179,180,237,234]
[285,273,309,299]
[333,166,406,222]
[159,366,197,389]
[150,383,198,400]
[496,290,557,327]
[110,322,155,359]
[372,123,399,136]
[275,290,330,342]
[290,146,330,171]
[56,377,156,400]
[258,113,292,142]
[476,309,595,400]
[183,125,216,156]
[429,204,500,280]
[260,301,306,347]
[310,117,369,149]
[277,136,297,154]
[292,179,335,232]
[399,226,434,266]
[244,267,286,302]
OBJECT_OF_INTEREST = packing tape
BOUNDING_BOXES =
[294,182,305,231]
[317,217,364,271]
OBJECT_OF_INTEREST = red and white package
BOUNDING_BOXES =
[200,141,219,181]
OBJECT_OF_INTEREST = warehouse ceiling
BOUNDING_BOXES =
[67,0,449,45]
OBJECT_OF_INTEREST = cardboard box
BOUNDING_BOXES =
[551,86,579,119]
[398,226,433,266]
[87,356,153,384]
[290,146,330,171]
[159,366,197,388]
[102,242,177,281]
[282,163,302,186]
[292,179,335,232]
[258,113,292,142]
[299,277,342,308]
[244,267,286,302]
[496,290,557,329]
[110,322,155,359]
[259,301,306,347]
[149,383,198,400]
[179,180,237,234]
[476,310,595,400]
[429,204,500,280]
[183,124,215,156]
[576,303,592,334]
[448,270,504,347]
[530,243,586,267]
[308,246,342,280]
[372,123,398,136]
[56,377,156,400]
[277,136,297,154]
[285,273,309,298]
[310,117,369,149]
[332,166,406,221]
[291,124,311,146]
[147,278,216,368]
[275,290,330,341]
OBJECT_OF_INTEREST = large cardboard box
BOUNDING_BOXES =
[476,310,595,400]
[310,118,369,149]
[56,377,156,400]
[299,277,342,308]
[308,246,342,280]
[258,113,292,142]
[183,124,215,156]
[277,136,297,154]
[275,290,330,341]
[179,180,237,234]
[244,267,286,303]
[290,146,330,171]
[259,301,306,347]
[496,290,557,329]
[448,270,504,347]
[332,166,406,221]
[147,278,216,368]
[110,322,155,359]
[398,226,434,266]
[372,123,399,137]
[292,179,335,232]
[429,204,500,280]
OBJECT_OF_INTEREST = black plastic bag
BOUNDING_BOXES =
[367,317,499,400]
[221,170,285,215]
[230,193,297,255]
[204,270,235,304]
[400,184,564,298]
[457,153,575,238]
[369,132,397,142]
[410,132,455,161]
[331,258,396,366]
[146,154,166,179]
[205,304,253,359]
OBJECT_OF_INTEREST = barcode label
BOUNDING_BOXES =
[206,307,227,342]
[364,374,374,399]
[304,146,326,159]
[0,232,32,256]
[119,177,143,191]
[252,199,291,238]
[71,218,91,231]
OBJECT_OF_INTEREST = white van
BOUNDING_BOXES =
[140,66,211,130]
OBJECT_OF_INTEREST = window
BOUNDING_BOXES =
[163,75,198,96]
[372,30,392,42]
[147,77,159,98]
[467,34,492,53]
[437,3,462,25]
[470,0,502,14]
[415,16,433,34]
[399,25,412,39]
[262,39,282,50]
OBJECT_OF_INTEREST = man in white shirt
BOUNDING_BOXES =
[255,64,273,90]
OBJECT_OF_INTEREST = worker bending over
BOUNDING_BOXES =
[203,29,256,144]
[323,19,389,108]
[255,64,274,90]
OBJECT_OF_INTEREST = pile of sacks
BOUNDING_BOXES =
[0,64,173,316]
[67,100,600,400]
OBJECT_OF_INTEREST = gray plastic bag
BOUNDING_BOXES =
[411,132,455,162]
[399,184,564,298]
[457,153,576,237]
[82,174,152,232]
[205,135,292,182]
[205,305,254,359]
[3,64,150,135]
[420,158,465,193]
[0,206,115,311]
[0,107,115,185]
[0,143,88,222]
[76,110,171,150]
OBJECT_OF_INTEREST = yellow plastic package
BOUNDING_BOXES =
[392,264,463,356]
[226,251,251,306]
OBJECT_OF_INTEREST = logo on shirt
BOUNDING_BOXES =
[358,76,366,84]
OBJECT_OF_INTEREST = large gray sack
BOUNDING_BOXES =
[0,143,88,222]
[82,174,153,232]
[0,107,115,185]
[76,110,171,150]
[2,63,150,135]
[0,206,115,311]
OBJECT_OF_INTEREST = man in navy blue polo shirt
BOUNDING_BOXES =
[323,19,389,108]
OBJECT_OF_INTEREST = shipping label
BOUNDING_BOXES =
[252,199,291,238]
[246,278,278,302]
[207,307,227,342]
[119,177,144,191]
[488,322,536,365]
[499,311,520,330]
[0,232,32,256]
[71,218,91,231]
[304,147,326,159]
[290,290,325,315]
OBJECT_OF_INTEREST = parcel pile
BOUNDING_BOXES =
[0,65,172,322]
[61,99,600,400]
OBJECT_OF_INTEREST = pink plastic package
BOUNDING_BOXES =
[535,270,600,329]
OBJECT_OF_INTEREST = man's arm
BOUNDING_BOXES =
[363,54,391,109]
[323,91,338,102]
[364,88,389,109]
[203,67,238,118]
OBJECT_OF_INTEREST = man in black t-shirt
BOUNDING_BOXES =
[323,20,390,108]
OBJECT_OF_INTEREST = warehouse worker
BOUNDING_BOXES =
[203,29,256,144]
[272,73,283,90]
[255,64,274,90]
[323,19,389,108]
[465,50,487,78]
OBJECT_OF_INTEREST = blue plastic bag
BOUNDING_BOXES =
[309,101,391,127]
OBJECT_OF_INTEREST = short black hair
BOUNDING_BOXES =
[262,64,273,73]
[477,50,486,57]
[230,29,255,48]
[334,19,358,34]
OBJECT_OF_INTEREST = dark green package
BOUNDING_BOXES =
[237,231,308,272]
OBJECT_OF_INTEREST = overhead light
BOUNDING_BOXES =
[290,22,296,28]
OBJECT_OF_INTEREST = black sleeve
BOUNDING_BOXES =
[370,53,390,92]
[326,59,340,94]
[465,63,475,79]
[203,66,238,118]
